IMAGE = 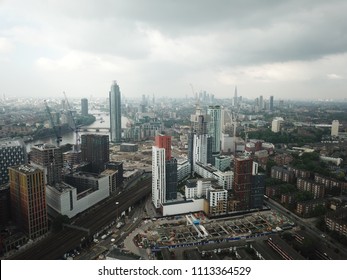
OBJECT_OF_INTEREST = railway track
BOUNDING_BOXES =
[9,178,151,260]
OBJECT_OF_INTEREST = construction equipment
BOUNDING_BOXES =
[44,100,62,147]
[63,91,80,151]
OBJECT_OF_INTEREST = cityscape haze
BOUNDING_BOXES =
[0,1,347,100]
[1,0,347,271]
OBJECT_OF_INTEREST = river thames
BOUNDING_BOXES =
[26,111,129,152]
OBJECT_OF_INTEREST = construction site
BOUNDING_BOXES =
[131,210,295,251]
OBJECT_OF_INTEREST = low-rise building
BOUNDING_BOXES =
[296,199,326,217]
[281,193,296,205]
[271,166,295,183]
[297,178,325,199]
[120,143,138,152]
[314,174,343,193]
[325,209,347,237]
[177,158,191,182]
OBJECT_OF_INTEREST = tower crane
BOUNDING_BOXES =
[44,100,62,147]
[63,91,80,151]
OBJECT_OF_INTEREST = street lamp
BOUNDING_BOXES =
[116,201,119,221]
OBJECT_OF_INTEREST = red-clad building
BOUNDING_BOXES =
[155,134,172,160]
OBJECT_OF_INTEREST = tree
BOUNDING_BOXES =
[311,205,326,217]
[266,159,276,177]
[296,191,314,202]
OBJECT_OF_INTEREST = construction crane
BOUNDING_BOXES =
[63,91,80,151]
[44,100,62,147]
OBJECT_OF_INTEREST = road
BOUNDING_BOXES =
[265,197,347,258]
[8,176,152,260]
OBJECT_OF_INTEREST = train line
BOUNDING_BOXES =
[9,178,152,260]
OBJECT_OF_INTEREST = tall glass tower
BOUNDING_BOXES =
[109,81,122,143]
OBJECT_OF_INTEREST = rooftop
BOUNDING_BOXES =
[0,138,25,148]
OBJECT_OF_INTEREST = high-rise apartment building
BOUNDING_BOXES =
[331,120,339,137]
[81,134,109,173]
[152,145,166,208]
[207,105,222,154]
[30,143,63,186]
[233,157,264,211]
[165,158,178,201]
[81,98,88,116]
[189,108,212,172]
[271,117,284,133]
[0,139,27,186]
[155,134,171,160]
[193,134,212,166]
[109,81,122,143]
[152,134,177,208]
[233,156,253,211]
[9,164,48,239]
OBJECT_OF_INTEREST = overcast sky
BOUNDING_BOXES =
[1,0,346,101]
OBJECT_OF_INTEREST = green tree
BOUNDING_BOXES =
[311,205,327,217]
[296,191,314,202]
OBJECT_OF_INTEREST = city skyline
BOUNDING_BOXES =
[1,1,347,101]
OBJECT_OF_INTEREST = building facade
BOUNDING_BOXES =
[152,134,177,208]
[233,157,253,211]
[165,158,177,201]
[207,105,222,154]
[9,164,48,239]
[152,146,166,208]
[331,120,339,137]
[0,139,27,186]
[46,173,109,218]
[81,134,109,173]
[30,143,63,186]
[81,98,88,116]
[109,81,122,143]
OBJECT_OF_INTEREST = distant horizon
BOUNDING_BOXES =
[2,94,347,104]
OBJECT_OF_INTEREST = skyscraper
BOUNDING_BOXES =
[30,143,63,186]
[270,95,274,111]
[207,105,222,154]
[189,108,212,172]
[259,95,264,110]
[152,134,177,208]
[233,86,238,107]
[81,98,88,116]
[81,134,109,173]
[152,145,166,208]
[109,81,122,143]
[9,164,48,239]
[155,134,172,160]
[193,134,212,166]
[165,158,178,201]
[0,139,27,186]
